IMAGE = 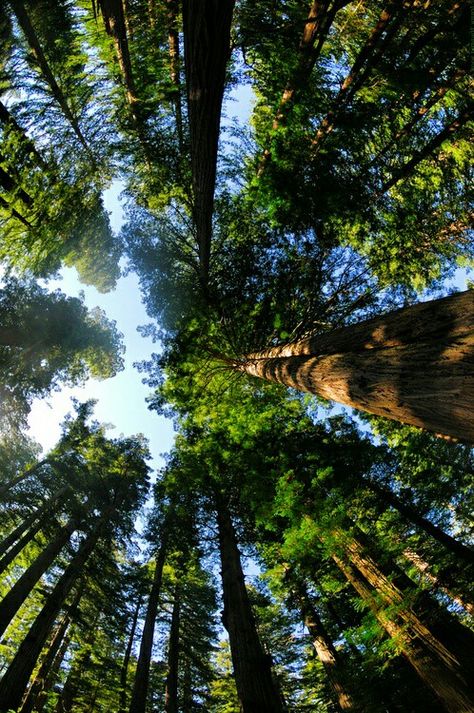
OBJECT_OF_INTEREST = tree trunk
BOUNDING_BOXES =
[331,534,474,713]
[0,513,109,713]
[19,584,83,713]
[236,290,474,442]
[0,515,80,638]
[167,0,184,152]
[33,631,71,713]
[97,0,137,106]
[0,485,70,562]
[0,164,34,206]
[182,0,236,287]
[215,493,285,712]
[128,526,169,713]
[9,0,90,152]
[402,547,474,616]
[366,479,474,564]
[0,517,44,577]
[164,585,180,713]
[291,576,354,711]
[0,459,46,498]
[0,100,49,170]
[0,194,33,228]
[118,594,142,713]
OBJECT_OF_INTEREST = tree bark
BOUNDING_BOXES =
[19,584,83,713]
[0,515,80,638]
[164,585,180,713]
[128,527,169,713]
[182,0,236,286]
[402,547,474,616]
[215,493,285,712]
[366,479,474,564]
[236,290,474,442]
[118,594,142,713]
[290,576,354,711]
[0,513,109,713]
[331,534,474,713]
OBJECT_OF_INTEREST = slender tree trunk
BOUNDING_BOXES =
[167,0,184,153]
[9,0,90,152]
[118,594,143,713]
[128,525,169,713]
[0,459,46,498]
[235,290,474,442]
[367,480,474,564]
[33,631,71,713]
[97,0,137,106]
[0,194,33,227]
[0,515,81,638]
[54,618,98,713]
[182,0,236,287]
[0,164,34,206]
[19,584,83,713]
[331,534,474,713]
[0,513,109,712]
[0,100,49,170]
[0,485,70,561]
[290,576,354,711]
[402,547,474,616]
[215,493,285,712]
[164,585,180,713]
[0,517,44,577]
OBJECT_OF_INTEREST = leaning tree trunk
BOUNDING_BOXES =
[0,459,46,498]
[0,511,109,713]
[19,583,83,713]
[33,631,72,713]
[0,517,44,577]
[331,533,474,713]
[182,0,236,287]
[215,493,285,712]
[0,485,70,560]
[0,514,81,638]
[235,290,474,442]
[366,479,474,564]
[164,585,180,713]
[128,524,170,713]
[118,594,143,713]
[289,575,354,711]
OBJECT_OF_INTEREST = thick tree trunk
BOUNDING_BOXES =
[236,290,474,442]
[164,586,180,713]
[367,480,474,564]
[0,485,70,562]
[182,0,235,286]
[291,577,354,711]
[128,528,169,713]
[0,515,80,638]
[0,514,107,713]
[331,535,474,713]
[118,594,142,713]
[9,0,90,152]
[19,585,83,713]
[97,0,137,106]
[0,164,33,206]
[216,494,285,712]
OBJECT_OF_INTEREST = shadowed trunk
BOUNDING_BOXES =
[236,290,474,442]
[290,576,354,711]
[0,100,49,169]
[19,584,83,713]
[402,547,474,616]
[33,631,72,713]
[164,585,180,713]
[128,524,170,713]
[0,164,34,206]
[167,0,184,152]
[0,485,70,563]
[182,0,235,287]
[0,459,47,498]
[118,594,143,713]
[0,514,82,638]
[216,493,285,712]
[331,534,474,713]
[366,480,474,564]
[0,194,33,227]
[0,511,110,713]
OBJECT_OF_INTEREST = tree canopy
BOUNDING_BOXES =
[0,1,473,711]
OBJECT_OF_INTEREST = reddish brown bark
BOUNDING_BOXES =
[236,290,474,442]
